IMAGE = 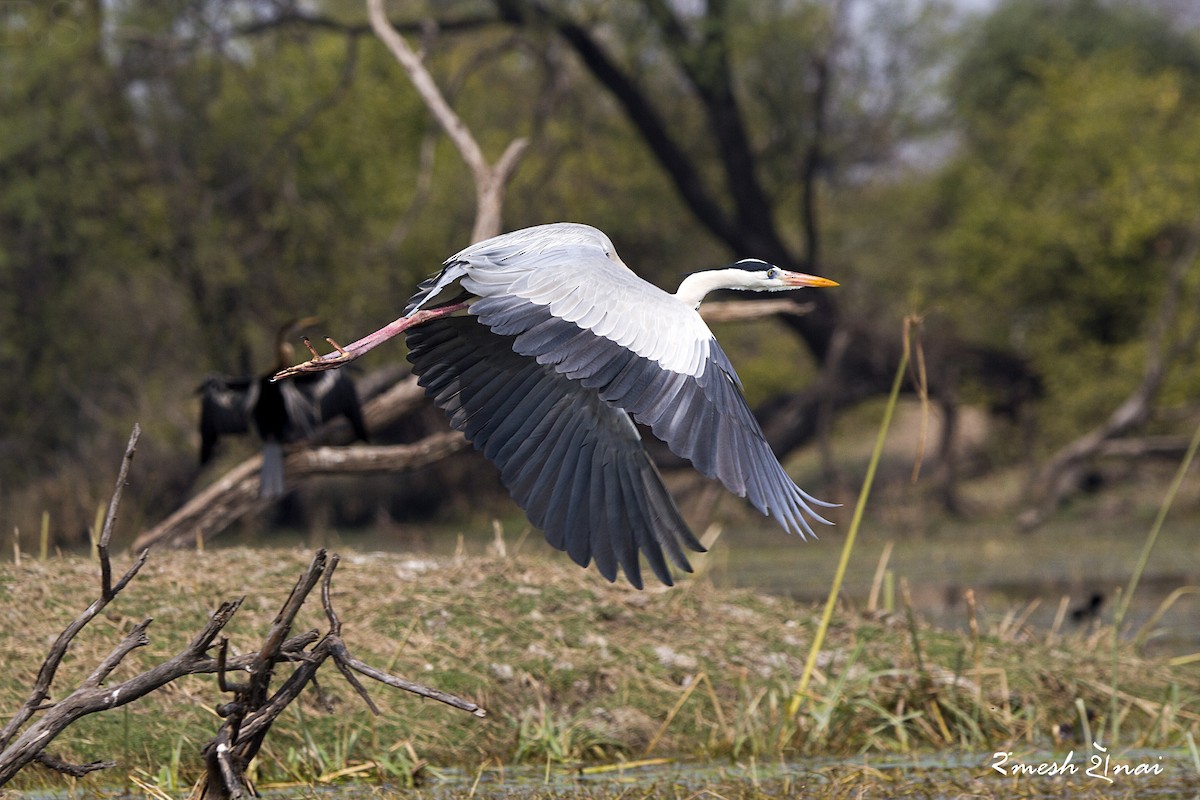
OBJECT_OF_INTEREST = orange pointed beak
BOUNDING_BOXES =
[782,270,839,288]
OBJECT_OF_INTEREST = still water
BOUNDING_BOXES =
[313,750,1200,798]
[265,510,1200,657]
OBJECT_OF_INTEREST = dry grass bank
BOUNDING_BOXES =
[0,545,1197,796]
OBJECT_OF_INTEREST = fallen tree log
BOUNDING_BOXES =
[133,431,466,551]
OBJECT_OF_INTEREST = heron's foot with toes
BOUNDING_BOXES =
[272,337,354,381]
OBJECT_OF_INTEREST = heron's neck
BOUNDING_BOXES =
[674,268,754,309]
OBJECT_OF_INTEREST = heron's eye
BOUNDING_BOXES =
[767,267,781,280]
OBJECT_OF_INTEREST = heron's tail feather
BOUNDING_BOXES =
[404,263,469,316]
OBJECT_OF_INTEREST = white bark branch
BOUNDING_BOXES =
[366,0,527,242]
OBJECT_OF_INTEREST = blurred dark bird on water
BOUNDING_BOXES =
[1070,592,1105,624]
[274,223,839,587]
[200,317,369,498]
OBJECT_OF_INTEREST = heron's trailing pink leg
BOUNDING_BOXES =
[272,302,469,381]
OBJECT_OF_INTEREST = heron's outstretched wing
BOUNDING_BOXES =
[198,375,257,463]
[438,225,832,539]
[406,315,703,589]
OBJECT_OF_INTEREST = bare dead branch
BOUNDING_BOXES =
[0,601,240,783]
[84,619,152,688]
[188,549,485,798]
[332,652,380,715]
[99,424,140,597]
[321,554,342,634]
[33,751,115,778]
[2,549,482,790]
[216,747,245,800]
[0,425,145,753]
[230,654,326,746]
[201,728,246,800]
[297,433,465,472]
[258,552,327,668]
[188,600,247,656]
[216,639,245,695]
[279,630,323,655]
[319,557,382,713]
[367,0,527,242]
[699,299,815,323]
[111,549,150,596]
[332,641,487,717]
[1021,230,1200,528]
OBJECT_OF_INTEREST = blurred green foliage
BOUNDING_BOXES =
[1,0,1198,543]
[927,0,1200,443]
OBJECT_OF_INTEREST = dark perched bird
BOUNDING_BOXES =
[1070,592,1105,624]
[275,223,838,587]
[200,317,369,498]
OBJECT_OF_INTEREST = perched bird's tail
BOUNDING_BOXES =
[259,441,286,499]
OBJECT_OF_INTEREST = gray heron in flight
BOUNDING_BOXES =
[275,223,838,587]
[201,317,369,498]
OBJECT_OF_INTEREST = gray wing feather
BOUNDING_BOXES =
[469,295,833,539]
[406,315,702,588]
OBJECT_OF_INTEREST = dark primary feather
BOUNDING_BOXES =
[469,294,830,539]
[406,315,702,589]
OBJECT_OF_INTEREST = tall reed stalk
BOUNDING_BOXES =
[1108,414,1200,744]
[783,320,916,730]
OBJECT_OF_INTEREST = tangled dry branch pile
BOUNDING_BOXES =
[0,426,484,798]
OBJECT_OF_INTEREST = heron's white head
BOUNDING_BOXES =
[674,258,839,309]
